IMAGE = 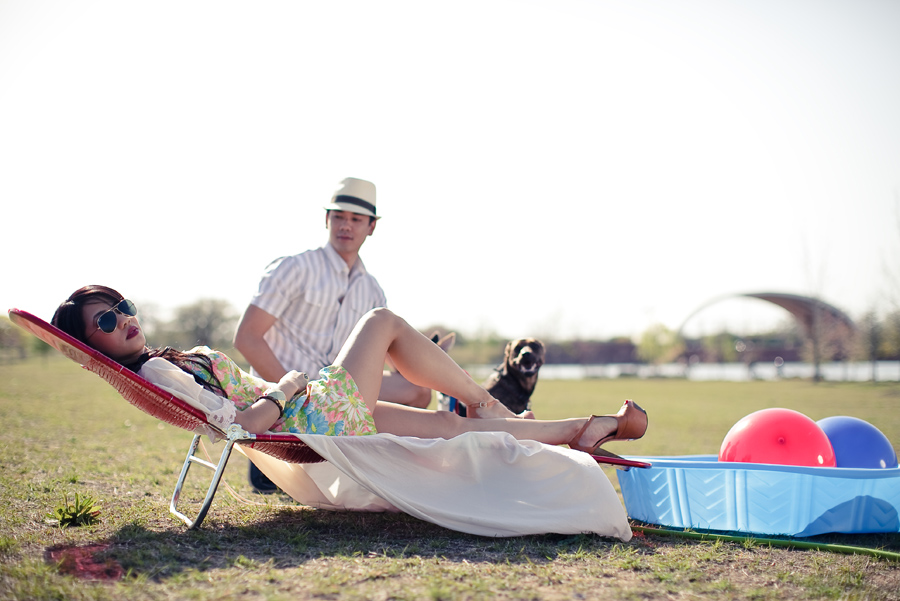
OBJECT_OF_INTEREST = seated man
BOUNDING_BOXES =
[234,177,429,492]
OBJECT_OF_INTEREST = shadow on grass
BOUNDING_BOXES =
[36,501,899,589]
[99,502,900,583]
[101,508,634,580]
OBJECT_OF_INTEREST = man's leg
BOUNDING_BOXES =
[249,462,278,494]
[376,331,455,409]
[378,371,432,408]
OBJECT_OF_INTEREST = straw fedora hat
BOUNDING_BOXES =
[323,177,380,219]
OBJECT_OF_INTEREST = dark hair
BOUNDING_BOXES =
[53,285,227,397]
[52,284,122,346]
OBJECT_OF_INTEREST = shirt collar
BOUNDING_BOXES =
[323,241,367,277]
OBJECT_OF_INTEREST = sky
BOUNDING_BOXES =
[1,0,899,342]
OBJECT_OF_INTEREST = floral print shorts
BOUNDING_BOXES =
[190,347,376,438]
[278,365,377,437]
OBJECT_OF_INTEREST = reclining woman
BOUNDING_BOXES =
[52,285,648,456]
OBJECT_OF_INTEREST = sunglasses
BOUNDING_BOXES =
[88,299,138,338]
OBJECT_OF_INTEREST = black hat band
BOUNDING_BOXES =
[333,195,376,215]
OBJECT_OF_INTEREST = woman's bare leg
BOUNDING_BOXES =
[331,308,623,446]
[332,308,505,415]
[371,401,617,445]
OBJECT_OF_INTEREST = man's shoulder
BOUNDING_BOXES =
[289,245,328,261]
[360,270,384,286]
[266,246,327,270]
[354,271,387,301]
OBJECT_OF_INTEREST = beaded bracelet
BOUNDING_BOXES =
[257,394,284,419]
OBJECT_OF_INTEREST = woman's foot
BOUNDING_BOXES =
[568,400,648,454]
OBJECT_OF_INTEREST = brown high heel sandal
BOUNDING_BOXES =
[568,400,648,454]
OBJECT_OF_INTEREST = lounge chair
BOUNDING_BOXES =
[8,308,649,531]
[8,308,325,528]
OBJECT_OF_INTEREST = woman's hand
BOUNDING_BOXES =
[235,372,310,435]
[276,370,310,399]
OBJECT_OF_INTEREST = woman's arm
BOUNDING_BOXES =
[139,358,238,431]
[234,371,309,433]
[139,359,307,434]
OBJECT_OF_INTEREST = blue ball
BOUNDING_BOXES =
[817,416,898,469]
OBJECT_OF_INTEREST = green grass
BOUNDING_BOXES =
[1,355,899,600]
[534,377,900,458]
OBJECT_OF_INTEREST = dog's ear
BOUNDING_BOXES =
[504,339,519,364]
[437,332,456,353]
[427,331,456,352]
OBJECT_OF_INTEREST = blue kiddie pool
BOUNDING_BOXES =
[616,455,900,537]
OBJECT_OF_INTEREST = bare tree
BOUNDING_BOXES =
[0,316,27,362]
[637,323,684,365]
[880,193,900,376]
[857,310,881,381]
[165,299,239,350]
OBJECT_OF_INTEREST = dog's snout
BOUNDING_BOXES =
[488,338,545,414]
[517,348,543,369]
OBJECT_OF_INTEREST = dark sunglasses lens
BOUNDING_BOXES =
[117,299,137,316]
[96,300,137,333]
[97,310,119,333]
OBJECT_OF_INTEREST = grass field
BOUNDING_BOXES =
[1,355,899,600]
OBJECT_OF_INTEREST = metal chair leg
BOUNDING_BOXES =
[169,425,251,529]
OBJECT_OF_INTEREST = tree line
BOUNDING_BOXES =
[3,302,899,370]
[0,299,239,364]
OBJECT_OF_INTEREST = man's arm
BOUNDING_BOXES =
[233,304,289,383]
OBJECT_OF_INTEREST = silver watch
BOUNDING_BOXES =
[264,389,287,403]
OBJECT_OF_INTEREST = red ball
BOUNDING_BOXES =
[719,408,836,467]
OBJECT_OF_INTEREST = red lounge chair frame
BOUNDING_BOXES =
[8,308,651,529]
[8,309,325,529]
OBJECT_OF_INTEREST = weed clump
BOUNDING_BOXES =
[47,492,101,528]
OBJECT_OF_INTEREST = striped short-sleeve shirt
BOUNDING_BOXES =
[249,242,387,375]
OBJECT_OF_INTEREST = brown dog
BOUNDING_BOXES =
[482,338,545,415]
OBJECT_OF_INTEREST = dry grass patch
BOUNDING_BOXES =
[1,356,898,600]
